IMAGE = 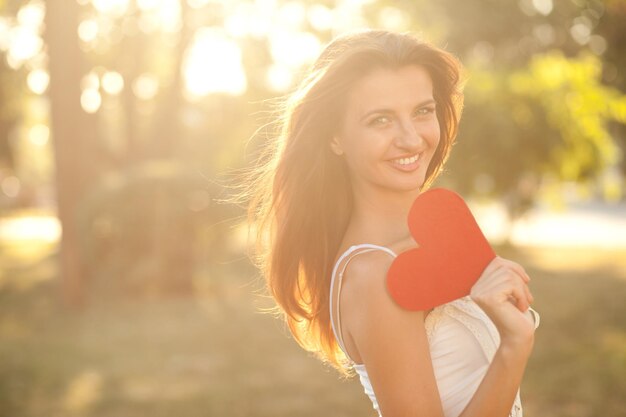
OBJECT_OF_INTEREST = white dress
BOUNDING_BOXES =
[329,244,540,417]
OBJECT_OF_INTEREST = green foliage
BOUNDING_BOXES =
[380,0,626,210]
[443,51,626,207]
[510,52,625,181]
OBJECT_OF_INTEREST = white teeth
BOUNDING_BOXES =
[393,154,419,165]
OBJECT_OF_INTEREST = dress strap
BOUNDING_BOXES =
[329,244,397,364]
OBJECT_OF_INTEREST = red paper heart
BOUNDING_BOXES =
[386,188,496,311]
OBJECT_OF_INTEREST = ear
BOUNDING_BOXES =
[329,136,344,156]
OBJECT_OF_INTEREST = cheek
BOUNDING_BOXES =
[426,120,441,149]
[426,124,443,171]
[343,128,386,158]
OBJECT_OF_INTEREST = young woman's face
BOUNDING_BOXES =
[331,65,441,193]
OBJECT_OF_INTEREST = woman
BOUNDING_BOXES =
[244,30,539,416]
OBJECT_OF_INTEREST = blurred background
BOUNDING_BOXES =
[0,0,625,416]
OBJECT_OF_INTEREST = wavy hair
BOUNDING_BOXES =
[243,30,464,375]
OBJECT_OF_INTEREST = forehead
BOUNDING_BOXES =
[345,65,434,114]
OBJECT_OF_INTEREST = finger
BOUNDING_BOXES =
[498,258,530,283]
[474,261,530,300]
[483,266,524,294]
[510,284,529,312]
[496,278,529,311]
[523,283,534,306]
[513,284,533,310]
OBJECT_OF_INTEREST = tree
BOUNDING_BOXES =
[45,0,99,307]
[371,0,626,213]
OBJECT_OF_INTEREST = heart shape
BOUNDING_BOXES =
[386,188,496,311]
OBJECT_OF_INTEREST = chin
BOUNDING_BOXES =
[369,168,428,192]
[388,178,425,193]
[391,172,427,190]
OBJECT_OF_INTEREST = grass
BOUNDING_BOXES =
[1,235,626,417]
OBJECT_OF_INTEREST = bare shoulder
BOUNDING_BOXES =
[340,235,418,302]
[390,234,420,253]
[340,247,444,415]
[341,248,425,331]
[341,249,396,297]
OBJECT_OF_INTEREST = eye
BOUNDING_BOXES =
[368,115,392,127]
[413,106,436,118]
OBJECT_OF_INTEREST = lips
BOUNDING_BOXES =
[389,153,422,172]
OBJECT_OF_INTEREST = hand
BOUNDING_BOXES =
[470,256,536,347]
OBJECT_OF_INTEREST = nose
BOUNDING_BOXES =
[393,119,424,150]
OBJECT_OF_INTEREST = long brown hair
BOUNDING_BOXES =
[244,30,464,375]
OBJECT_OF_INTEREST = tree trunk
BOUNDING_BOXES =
[45,0,99,308]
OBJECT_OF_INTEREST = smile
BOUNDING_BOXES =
[388,153,422,172]
[391,154,420,165]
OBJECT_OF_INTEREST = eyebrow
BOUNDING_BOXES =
[359,99,437,122]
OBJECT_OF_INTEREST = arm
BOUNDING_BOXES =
[343,254,536,417]
[459,257,537,417]
[344,252,446,416]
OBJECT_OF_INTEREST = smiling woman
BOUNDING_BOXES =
[330,65,441,193]
[242,30,539,417]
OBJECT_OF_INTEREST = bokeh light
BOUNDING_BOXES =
[136,0,181,33]
[17,1,45,27]
[28,124,49,147]
[7,25,43,68]
[132,73,159,100]
[101,71,124,95]
[91,0,129,17]
[1,176,20,198]
[183,28,247,98]
[78,18,99,43]
[26,68,49,94]
[81,88,102,113]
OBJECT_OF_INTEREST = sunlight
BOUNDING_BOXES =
[80,71,102,113]
[91,0,129,17]
[0,215,61,243]
[26,68,49,94]
[224,2,270,38]
[276,1,307,31]
[531,0,553,16]
[510,204,626,248]
[78,18,99,43]
[269,29,321,69]
[81,89,102,113]
[7,25,43,68]
[17,0,45,27]
[78,0,376,96]
[2,1,47,72]
[101,71,124,95]
[132,73,159,100]
[378,6,411,31]
[571,16,593,45]
[62,370,103,413]
[187,0,211,9]
[266,63,293,92]
[472,198,626,249]
[137,0,161,10]
[81,71,100,91]
[183,28,246,98]
[28,123,50,147]
[307,4,333,31]
[137,0,181,33]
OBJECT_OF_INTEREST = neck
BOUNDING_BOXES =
[346,181,421,246]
